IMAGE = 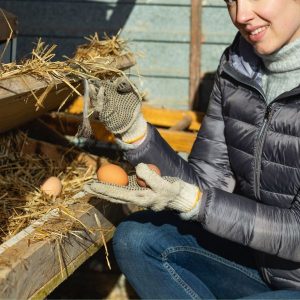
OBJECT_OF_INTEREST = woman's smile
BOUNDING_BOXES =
[246,25,269,43]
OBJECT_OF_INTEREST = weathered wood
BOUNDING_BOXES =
[141,104,203,131]
[0,137,126,299]
[0,196,125,299]
[41,110,200,153]
[65,98,203,131]
[189,0,202,108]
[0,74,82,134]
[1,80,70,132]
[0,53,136,133]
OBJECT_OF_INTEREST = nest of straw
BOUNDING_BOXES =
[74,31,128,61]
[0,32,138,110]
[0,130,97,244]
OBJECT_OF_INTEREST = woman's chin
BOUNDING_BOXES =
[253,44,278,56]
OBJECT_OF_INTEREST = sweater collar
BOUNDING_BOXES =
[256,38,300,73]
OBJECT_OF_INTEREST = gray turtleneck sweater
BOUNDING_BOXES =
[258,38,300,104]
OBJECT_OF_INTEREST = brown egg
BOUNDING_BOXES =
[137,164,161,188]
[41,176,62,197]
[97,163,129,186]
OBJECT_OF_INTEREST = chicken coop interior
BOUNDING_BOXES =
[0,0,236,299]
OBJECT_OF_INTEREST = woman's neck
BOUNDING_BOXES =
[257,38,300,73]
[256,38,300,104]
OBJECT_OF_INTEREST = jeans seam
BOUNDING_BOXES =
[163,261,201,300]
[161,246,263,285]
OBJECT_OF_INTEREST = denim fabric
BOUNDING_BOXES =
[112,210,300,299]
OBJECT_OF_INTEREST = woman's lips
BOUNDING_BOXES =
[247,26,269,42]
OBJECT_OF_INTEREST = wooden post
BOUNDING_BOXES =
[189,0,202,109]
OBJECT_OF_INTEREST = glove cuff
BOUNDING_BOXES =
[170,182,201,214]
[120,114,148,144]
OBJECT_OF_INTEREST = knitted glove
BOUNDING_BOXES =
[88,76,147,143]
[84,163,202,214]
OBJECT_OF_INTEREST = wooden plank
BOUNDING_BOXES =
[202,7,236,44]
[0,2,190,41]
[0,0,191,6]
[0,74,81,134]
[159,129,197,153]
[142,104,203,131]
[132,77,190,109]
[41,111,200,153]
[189,0,202,108]
[0,196,125,299]
[63,100,203,131]
[203,0,227,6]
[31,235,107,300]
[0,53,135,133]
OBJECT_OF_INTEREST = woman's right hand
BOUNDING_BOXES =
[88,76,147,144]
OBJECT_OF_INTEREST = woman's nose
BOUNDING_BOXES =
[235,0,255,24]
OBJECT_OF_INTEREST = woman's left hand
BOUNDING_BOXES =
[84,163,201,213]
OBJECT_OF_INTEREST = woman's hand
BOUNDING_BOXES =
[88,76,147,144]
[84,163,202,213]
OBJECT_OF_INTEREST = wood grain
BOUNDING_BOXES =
[0,53,136,133]
[0,197,124,299]
[41,109,201,153]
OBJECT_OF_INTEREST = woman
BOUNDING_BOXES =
[84,0,300,298]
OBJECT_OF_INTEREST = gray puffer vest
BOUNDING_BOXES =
[125,33,300,290]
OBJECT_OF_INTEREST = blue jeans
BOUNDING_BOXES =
[112,210,300,299]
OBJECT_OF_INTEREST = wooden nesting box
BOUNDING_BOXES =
[0,51,136,298]
[0,137,125,299]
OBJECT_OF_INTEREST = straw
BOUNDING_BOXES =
[0,33,139,110]
[0,130,97,244]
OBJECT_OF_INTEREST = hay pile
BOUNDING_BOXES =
[74,32,130,61]
[0,32,137,110]
[0,130,98,244]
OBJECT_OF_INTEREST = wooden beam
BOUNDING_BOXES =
[189,0,202,109]
[65,99,203,132]
[0,53,136,134]
[0,74,81,134]
[142,104,203,131]
[41,112,199,153]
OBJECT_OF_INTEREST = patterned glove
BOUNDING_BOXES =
[84,163,202,214]
[88,76,147,144]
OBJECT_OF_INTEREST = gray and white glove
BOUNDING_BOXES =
[84,163,202,218]
[88,76,147,144]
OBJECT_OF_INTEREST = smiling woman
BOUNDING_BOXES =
[81,0,300,298]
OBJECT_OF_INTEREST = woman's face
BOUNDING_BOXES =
[225,0,300,54]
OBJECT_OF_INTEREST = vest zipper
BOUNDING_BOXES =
[253,104,275,200]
